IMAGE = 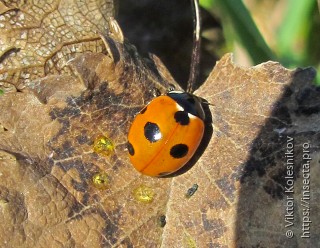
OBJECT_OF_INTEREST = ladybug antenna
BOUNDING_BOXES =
[187,0,201,93]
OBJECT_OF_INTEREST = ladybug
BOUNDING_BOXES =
[127,0,206,177]
[127,91,205,177]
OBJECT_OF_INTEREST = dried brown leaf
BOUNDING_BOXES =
[1,1,320,248]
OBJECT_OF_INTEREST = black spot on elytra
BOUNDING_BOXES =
[140,106,147,114]
[170,144,188,158]
[174,111,190,125]
[127,142,135,156]
[144,122,162,143]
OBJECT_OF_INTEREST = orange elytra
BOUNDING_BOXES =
[127,92,205,176]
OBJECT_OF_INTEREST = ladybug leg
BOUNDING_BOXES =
[151,87,161,98]
[167,84,176,92]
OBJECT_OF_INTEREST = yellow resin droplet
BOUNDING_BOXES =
[133,185,155,203]
[92,172,109,190]
[93,135,115,157]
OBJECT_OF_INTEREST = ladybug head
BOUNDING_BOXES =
[167,91,205,121]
